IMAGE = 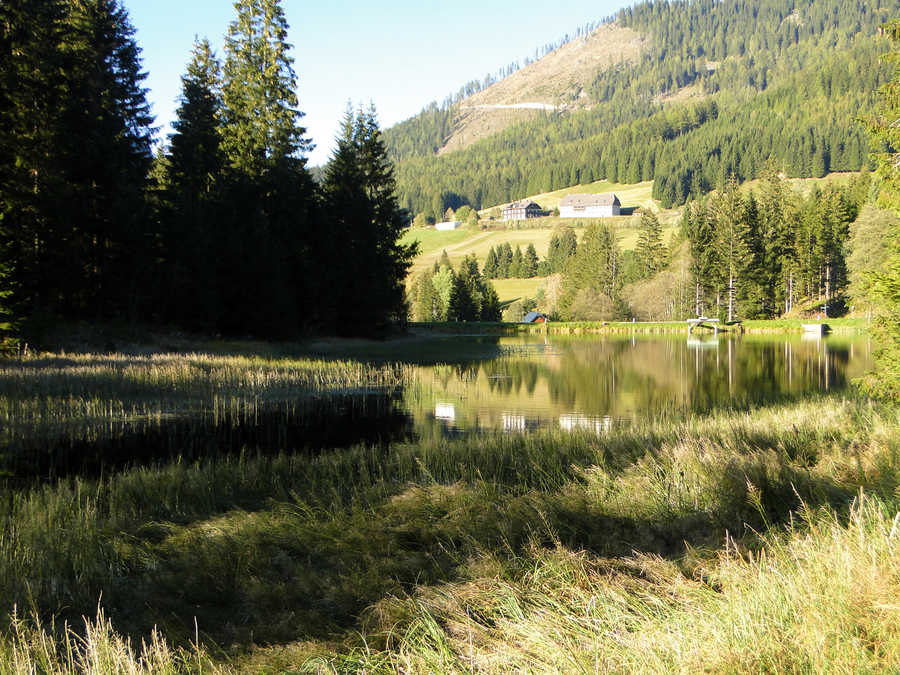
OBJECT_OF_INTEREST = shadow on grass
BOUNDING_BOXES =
[99,433,883,649]
[5,395,895,656]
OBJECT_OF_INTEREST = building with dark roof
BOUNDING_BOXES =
[502,200,544,221]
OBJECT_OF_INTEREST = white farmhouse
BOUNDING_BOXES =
[559,193,621,218]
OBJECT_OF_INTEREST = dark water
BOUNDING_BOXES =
[400,333,873,436]
[1,333,872,482]
[1,392,411,483]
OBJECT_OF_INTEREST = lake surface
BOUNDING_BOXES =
[400,333,873,437]
[1,333,873,482]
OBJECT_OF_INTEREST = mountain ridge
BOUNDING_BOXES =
[437,23,646,155]
[383,0,892,221]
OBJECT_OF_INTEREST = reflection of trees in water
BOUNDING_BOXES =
[483,360,540,397]
[486,337,859,418]
[408,337,865,436]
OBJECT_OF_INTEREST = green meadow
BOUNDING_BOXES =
[0,341,898,672]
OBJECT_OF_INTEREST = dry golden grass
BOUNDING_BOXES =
[440,24,646,154]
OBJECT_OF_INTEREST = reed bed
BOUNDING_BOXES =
[0,352,413,481]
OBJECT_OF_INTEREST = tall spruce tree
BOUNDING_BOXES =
[65,0,155,318]
[167,38,223,204]
[161,37,225,328]
[523,243,539,278]
[685,200,718,316]
[221,0,310,177]
[1,0,154,326]
[711,176,750,322]
[217,0,317,335]
[322,105,416,333]
[757,163,794,314]
[0,0,69,326]
[635,210,667,279]
[559,223,622,319]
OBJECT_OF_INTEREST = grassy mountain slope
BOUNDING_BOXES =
[384,0,892,221]
[440,25,646,154]
[403,172,860,304]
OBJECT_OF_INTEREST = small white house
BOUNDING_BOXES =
[435,220,462,231]
[559,193,621,218]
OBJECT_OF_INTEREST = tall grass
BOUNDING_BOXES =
[320,493,899,673]
[2,388,898,670]
[0,608,220,674]
[1,348,897,671]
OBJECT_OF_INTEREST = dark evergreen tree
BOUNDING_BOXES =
[523,243,539,278]
[481,282,502,321]
[447,271,476,321]
[685,200,719,316]
[412,269,442,322]
[511,245,524,278]
[160,38,226,329]
[711,176,750,322]
[757,163,794,314]
[483,246,499,278]
[498,242,513,278]
[0,0,70,327]
[634,210,667,279]
[1,0,155,326]
[354,104,418,326]
[221,0,310,178]
[321,105,417,333]
[559,223,622,319]
[217,0,318,335]
[547,227,577,273]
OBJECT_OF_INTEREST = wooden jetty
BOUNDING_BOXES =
[687,317,721,335]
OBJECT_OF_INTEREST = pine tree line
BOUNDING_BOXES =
[676,169,869,320]
[409,253,501,322]
[0,0,415,341]
[385,0,890,219]
[483,243,540,279]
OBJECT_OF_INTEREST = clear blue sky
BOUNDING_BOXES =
[124,0,627,166]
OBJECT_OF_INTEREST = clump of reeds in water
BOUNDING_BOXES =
[0,352,415,481]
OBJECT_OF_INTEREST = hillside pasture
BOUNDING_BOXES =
[491,277,546,304]
[406,220,680,278]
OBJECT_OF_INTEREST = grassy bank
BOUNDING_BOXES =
[0,343,897,672]
[410,317,870,337]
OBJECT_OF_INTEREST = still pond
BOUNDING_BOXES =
[402,333,873,436]
[0,333,873,482]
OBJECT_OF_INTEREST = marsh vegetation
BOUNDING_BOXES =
[0,334,897,672]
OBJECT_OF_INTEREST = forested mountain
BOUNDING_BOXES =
[384,0,895,219]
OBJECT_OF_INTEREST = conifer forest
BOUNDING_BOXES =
[0,0,415,341]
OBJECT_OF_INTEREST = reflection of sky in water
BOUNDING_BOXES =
[406,334,873,436]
